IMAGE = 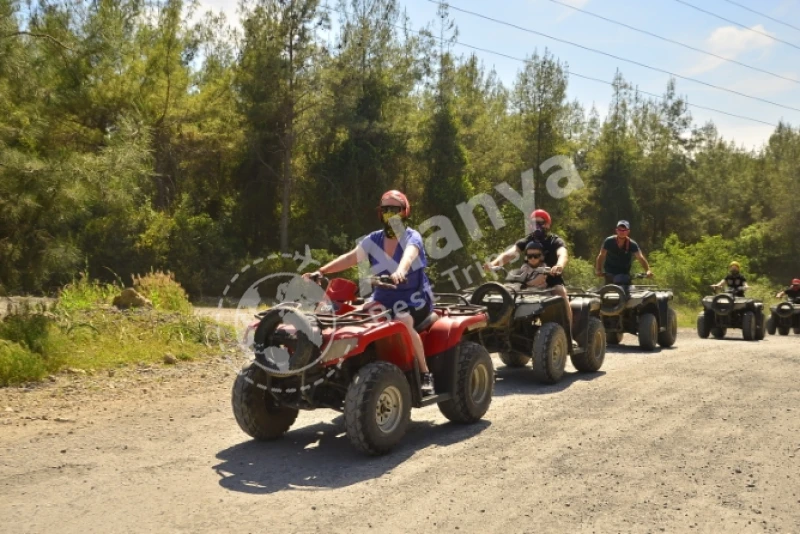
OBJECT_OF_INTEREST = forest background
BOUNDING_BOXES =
[2,0,798,307]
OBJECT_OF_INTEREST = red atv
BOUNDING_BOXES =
[232,275,494,456]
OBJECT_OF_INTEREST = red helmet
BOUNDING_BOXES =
[379,190,410,218]
[792,278,800,286]
[530,209,551,226]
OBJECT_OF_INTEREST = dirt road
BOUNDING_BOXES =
[2,326,799,534]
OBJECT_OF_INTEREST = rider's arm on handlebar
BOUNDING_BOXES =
[484,244,519,270]
[595,248,607,276]
[305,247,362,280]
[551,246,568,276]
[392,243,420,283]
[634,250,653,277]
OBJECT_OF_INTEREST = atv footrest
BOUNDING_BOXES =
[420,393,452,407]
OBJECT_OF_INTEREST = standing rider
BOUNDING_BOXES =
[594,220,653,285]
[776,279,800,303]
[304,190,437,395]
[484,209,571,323]
[712,261,749,297]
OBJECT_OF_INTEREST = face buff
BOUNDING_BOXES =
[532,223,547,241]
[382,212,405,239]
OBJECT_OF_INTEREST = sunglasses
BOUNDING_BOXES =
[616,227,630,232]
[534,220,546,226]
[526,252,543,259]
[380,205,403,214]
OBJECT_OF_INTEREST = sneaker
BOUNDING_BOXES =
[421,373,435,396]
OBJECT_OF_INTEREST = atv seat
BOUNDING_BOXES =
[415,312,440,332]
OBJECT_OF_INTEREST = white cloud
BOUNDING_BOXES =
[687,24,775,76]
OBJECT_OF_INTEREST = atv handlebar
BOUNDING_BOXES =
[369,275,397,289]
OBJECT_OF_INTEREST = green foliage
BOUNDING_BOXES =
[132,270,192,313]
[59,274,118,312]
[563,257,597,291]
[0,295,233,387]
[0,0,799,304]
[0,340,51,387]
[647,234,778,304]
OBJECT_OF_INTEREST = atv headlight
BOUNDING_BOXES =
[321,339,357,363]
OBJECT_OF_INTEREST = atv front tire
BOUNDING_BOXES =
[438,341,494,423]
[741,311,756,341]
[344,362,411,456]
[766,315,777,335]
[571,317,606,373]
[711,327,727,339]
[532,323,568,384]
[658,308,678,348]
[232,364,299,441]
[697,315,710,339]
[638,313,658,351]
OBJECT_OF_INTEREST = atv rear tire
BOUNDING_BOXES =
[438,341,494,423]
[607,331,624,345]
[570,317,606,373]
[232,364,299,441]
[638,313,658,351]
[531,323,568,384]
[766,315,777,335]
[793,326,800,335]
[345,361,411,456]
[658,308,678,348]
[499,351,531,368]
[742,311,756,341]
[711,327,727,339]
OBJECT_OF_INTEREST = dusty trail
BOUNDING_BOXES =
[2,324,799,534]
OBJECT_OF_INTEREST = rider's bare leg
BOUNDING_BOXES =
[397,313,429,373]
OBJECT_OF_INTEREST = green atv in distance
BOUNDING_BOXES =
[697,286,765,341]
[766,298,800,336]
[589,273,678,351]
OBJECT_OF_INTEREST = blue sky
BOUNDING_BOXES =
[201,0,800,149]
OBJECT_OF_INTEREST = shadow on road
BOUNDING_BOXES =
[492,367,606,397]
[214,416,490,494]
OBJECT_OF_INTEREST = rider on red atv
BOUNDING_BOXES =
[304,190,436,394]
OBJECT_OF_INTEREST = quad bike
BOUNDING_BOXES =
[458,267,606,385]
[231,274,493,456]
[766,297,800,336]
[590,273,677,351]
[697,286,765,341]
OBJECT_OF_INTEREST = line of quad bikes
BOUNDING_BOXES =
[232,268,800,456]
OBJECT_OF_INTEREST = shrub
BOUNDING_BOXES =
[0,340,49,386]
[132,270,192,314]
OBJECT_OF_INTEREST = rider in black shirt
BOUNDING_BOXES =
[713,261,749,297]
[776,279,800,303]
[484,209,571,324]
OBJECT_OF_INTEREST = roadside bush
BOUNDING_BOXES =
[0,340,49,386]
[133,270,191,314]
